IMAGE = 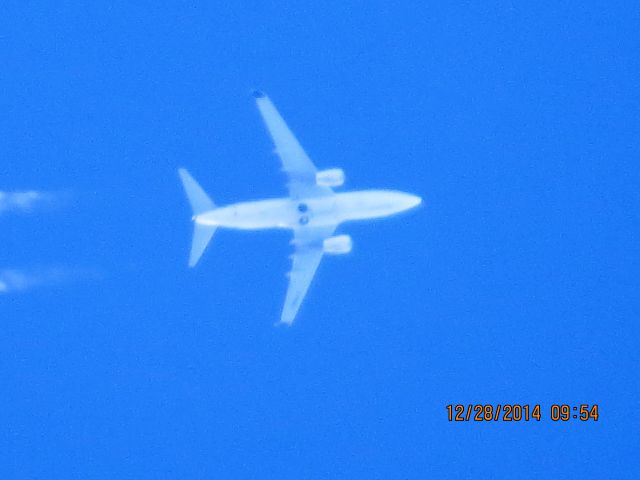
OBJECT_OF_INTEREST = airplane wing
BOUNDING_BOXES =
[254,91,334,200]
[280,224,337,325]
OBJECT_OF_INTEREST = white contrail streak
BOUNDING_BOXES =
[0,190,55,213]
[0,267,94,294]
[0,269,43,293]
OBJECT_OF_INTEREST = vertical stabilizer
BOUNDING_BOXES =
[178,168,217,267]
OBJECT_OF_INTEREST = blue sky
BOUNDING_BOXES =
[1,2,639,478]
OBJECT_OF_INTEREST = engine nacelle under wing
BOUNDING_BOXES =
[316,168,345,187]
[323,234,352,255]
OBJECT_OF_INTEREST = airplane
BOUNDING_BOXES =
[179,91,422,325]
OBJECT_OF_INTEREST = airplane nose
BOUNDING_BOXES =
[406,194,422,209]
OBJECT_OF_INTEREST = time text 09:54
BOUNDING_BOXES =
[446,404,599,422]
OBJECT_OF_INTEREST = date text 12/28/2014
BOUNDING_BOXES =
[446,404,599,422]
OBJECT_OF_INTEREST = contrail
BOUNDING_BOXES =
[0,269,42,293]
[0,189,82,294]
[0,190,57,214]
[0,267,96,294]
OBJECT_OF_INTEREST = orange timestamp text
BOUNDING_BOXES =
[446,404,599,422]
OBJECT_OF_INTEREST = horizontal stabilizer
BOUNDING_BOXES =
[178,168,215,215]
[178,168,217,266]
[189,223,216,267]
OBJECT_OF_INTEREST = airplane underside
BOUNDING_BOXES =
[179,92,421,325]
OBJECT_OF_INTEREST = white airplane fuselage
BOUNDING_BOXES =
[196,189,422,230]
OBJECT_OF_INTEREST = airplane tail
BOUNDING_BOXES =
[178,168,217,267]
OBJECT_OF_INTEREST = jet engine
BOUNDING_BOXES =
[323,235,352,254]
[316,168,345,187]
